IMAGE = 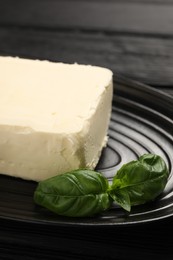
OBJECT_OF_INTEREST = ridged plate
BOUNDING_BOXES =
[0,76,172,226]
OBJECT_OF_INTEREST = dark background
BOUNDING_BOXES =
[0,0,173,93]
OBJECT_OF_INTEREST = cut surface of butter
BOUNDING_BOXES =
[0,56,113,181]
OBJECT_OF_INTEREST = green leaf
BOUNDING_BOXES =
[109,154,169,210]
[34,169,112,217]
[110,189,131,212]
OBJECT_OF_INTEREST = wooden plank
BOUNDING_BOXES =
[77,0,173,2]
[0,27,173,86]
[0,1,173,35]
[72,0,173,3]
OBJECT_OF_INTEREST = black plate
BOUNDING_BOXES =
[0,75,172,227]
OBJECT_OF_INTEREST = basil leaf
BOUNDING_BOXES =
[110,189,131,212]
[34,169,112,217]
[109,154,169,211]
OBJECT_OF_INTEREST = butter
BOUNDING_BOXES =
[0,56,113,181]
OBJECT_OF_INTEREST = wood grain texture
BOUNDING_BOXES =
[0,0,173,89]
[0,0,173,35]
[0,218,173,260]
[0,26,173,87]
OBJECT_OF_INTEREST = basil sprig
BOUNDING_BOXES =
[34,154,169,217]
[109,154,169,211]
[34,169,112,217]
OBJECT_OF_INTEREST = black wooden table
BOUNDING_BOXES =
[0,1,173,259]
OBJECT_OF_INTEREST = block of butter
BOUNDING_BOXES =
[0,56,113,181]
